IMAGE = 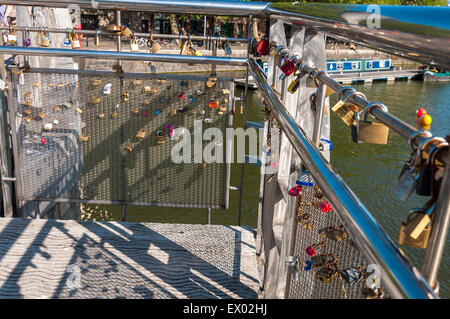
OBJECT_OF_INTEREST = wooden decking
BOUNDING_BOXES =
[0,218,259,299]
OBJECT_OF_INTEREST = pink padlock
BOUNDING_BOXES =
[305,245,316,257]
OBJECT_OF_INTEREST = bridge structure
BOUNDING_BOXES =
[0,0,449,299]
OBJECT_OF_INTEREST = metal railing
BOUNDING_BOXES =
[1,0,449,299]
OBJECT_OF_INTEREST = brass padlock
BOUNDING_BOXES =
[90,96,101,104]
[80,133,89,142]
[315,264,339,283]
[91,79,102,86]
[148,34,161,53]
[332,88,364,126]
[132,80,142,88]
[123,91,129,102]
[121,26,133,38]
[404,203,434,240]
[205,77,217,89]
[287,74,301,94]
[398,208,432,248]
[356,103,389,144]
[40,28,50,47]
[136,129,146,139]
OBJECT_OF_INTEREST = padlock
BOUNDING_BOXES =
[287,75,301,94]
[319,226,347,242]
[40,29,51,47]
[136,129,146,139]
[224,39,232,55]
[305,241,325,257]
[95,29,100,46]
[315,264,339,283]
[132,108,140,115]
[90,96,101,104]
[403,203,434,241]
[332,101,358,127]
[123,91,129,102]
[310,253,336,269]
[279,55,297,77]
[208,100,219,108]
[350,110,362,144]
[398,208,432,248]
[340,267,364,284]
[130,36,139,52]
[70,30,81,49]
[80,133,89,142]
[256,39,269,56]
[147,33,161,53]
[132,80,142,87]
[415,138,447,196]
[24,108,32,115]
[63,28,71,46]
[156,130,166,144]
[361,287,383,299]
[7,26,17,44]
[121,26,133,38]
[355,103,389,144]
[205,78,217,89]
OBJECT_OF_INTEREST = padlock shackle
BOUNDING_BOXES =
[426,141,449,166]
[415,137,447,166]
[337,86,356,102]
[362,102,388,122]
[408,130,432,151]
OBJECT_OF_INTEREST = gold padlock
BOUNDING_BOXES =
[205,77,217,89]
[70,30,81,49]
[331,101,358,126]
[80,133,89,142]
[136,129,146,139]
[91,79,102,86]
[121,26,133,38]
[356,103,389,144]
[40,29,50,47]
[132,80,142,88]
[123,91,129,102]
[398,208,432,249]
[90,96,101,104]
[404,203,434,240]
[24,108,32,115]
[148,34,161,53]
[7,25,17,44]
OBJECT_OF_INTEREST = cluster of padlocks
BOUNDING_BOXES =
[265,39,448,298]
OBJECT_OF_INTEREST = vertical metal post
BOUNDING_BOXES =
[0,90,14,217]
[421,157,450,289]
[203,15,207,47]
[211,35,217,76]
[312,83,327,147]
[237,15,252,226]
[34,200,40,219]
[116,10,122,66]
[207,208,212,225]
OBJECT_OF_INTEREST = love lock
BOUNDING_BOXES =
[315,264,339,283]
[398,206,433,249]
[354,102,390,144]
[319,225,347,242]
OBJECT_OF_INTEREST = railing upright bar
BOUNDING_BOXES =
[247,57,436,299]
[421,159,450,290]
[311,83,326,147]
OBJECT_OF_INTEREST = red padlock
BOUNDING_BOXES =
[318,200,333,213]
[256,39,269,56]
[41,138,47,144]
[208,100,219,108]
[305,245,316,257]
[279,57,297,77]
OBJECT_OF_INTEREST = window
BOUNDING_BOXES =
[352,62,359,70]
[337,62,344,70]
[367,61,373,69]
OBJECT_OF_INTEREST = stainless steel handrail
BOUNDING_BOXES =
[248,58,437,299]
[271,43,449,166]
[3,0,272,16]
[0,46,248,66]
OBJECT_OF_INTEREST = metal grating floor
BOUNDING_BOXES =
[8,71,232,209]
[0,217,259,299]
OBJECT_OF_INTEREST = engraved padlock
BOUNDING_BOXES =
[355,102,389,144]
[398,208,432,249]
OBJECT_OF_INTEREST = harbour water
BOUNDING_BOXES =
[83,79,449,298]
